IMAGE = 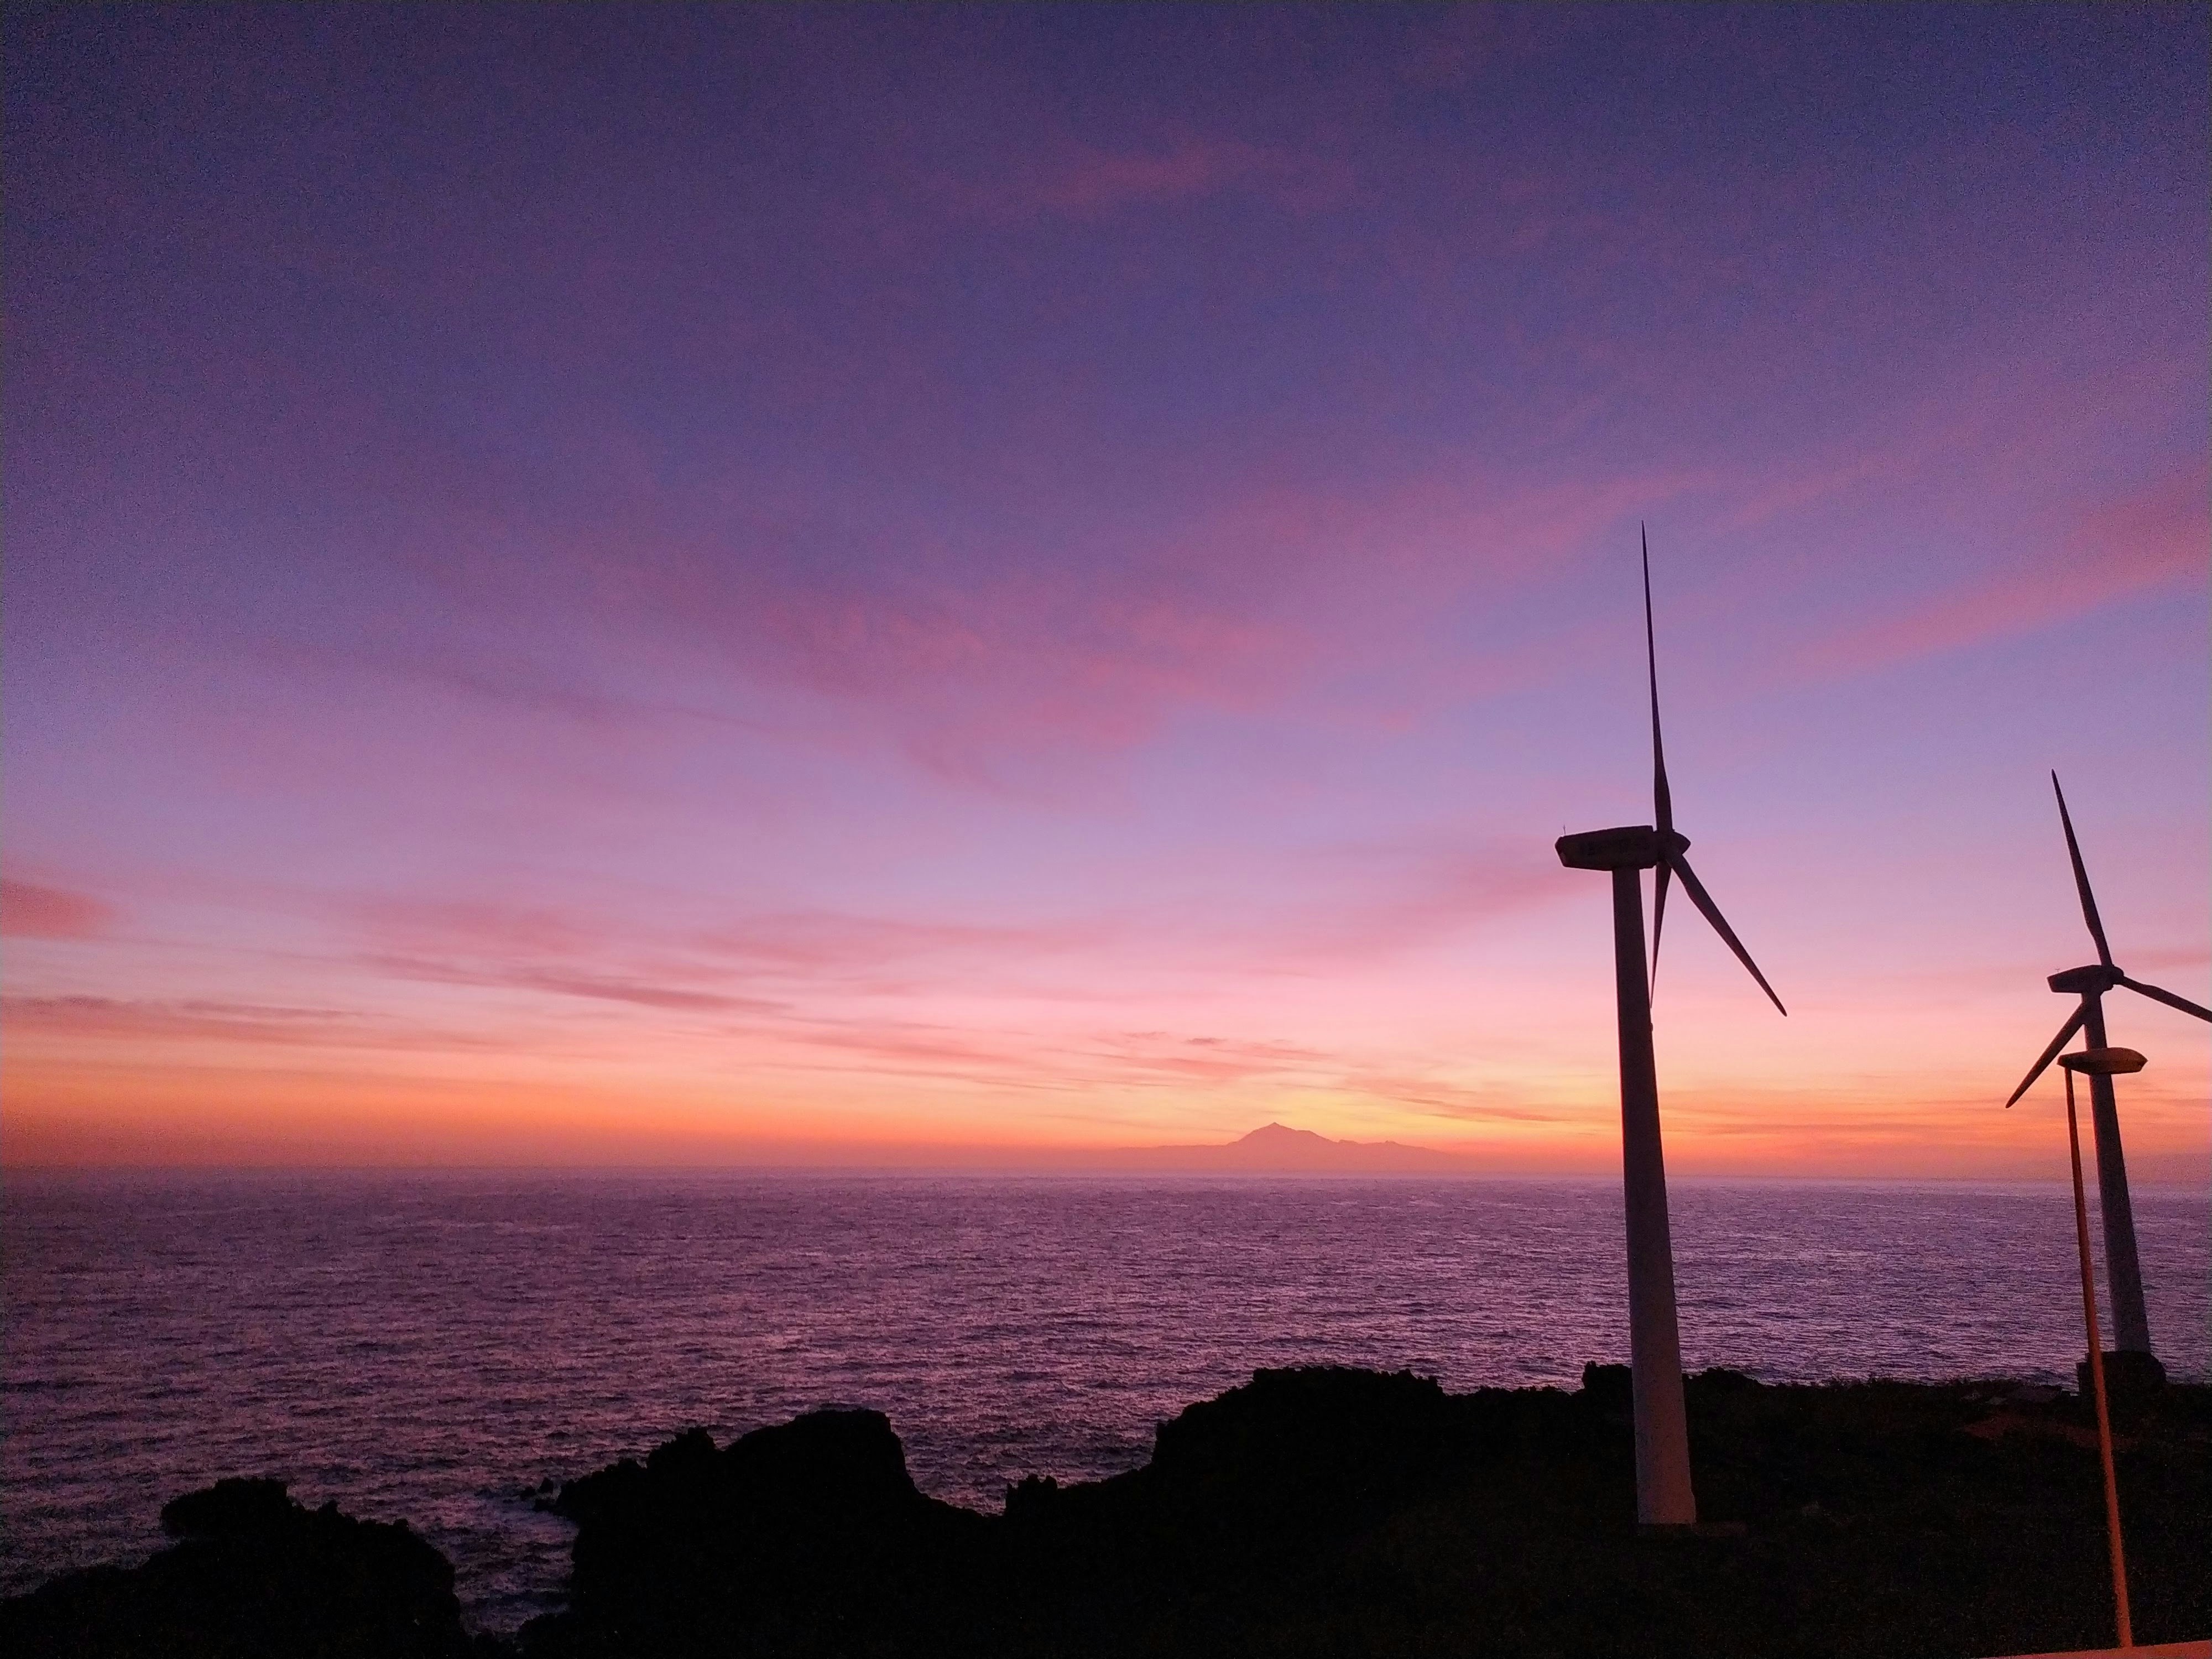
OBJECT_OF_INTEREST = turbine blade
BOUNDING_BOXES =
[1650,858,1672,992]
[2052,773,2112,968]
[2119,976,2212,1023]
[2005,1003,2090,1107]
[1669,853,1786,1015]
[1644,525,1672,839]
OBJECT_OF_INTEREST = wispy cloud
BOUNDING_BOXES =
[0,995,506,1052]
[360,956,787,1016]
[1,879,114,940]
[1799,461,2209,676]
[1264,839,1579,963]
[1344,1072,1581,1124]
[337,834,1574,1027]
[351,895,1118,998]
[942,137,1354,219]
[1084,1030,1335,1086]
[691,911,1117,973]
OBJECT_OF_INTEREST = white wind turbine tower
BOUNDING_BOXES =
[1554,529,1786,1530]
[2003,772,2211,1373]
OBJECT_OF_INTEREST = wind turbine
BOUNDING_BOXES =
[1556,529,1785,1529]
[2003,773,2211,1368]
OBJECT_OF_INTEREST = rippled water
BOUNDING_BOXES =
[4,1173,2205,1632]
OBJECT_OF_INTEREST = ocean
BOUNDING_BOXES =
[3,1173,2205,1633]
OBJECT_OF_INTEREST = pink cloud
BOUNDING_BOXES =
[734,564,1297,778]
[2122,944,2212,974]
[1799,461,2208,676]
[255,368,1739,782]
[361,956,786,1016]
[353,898,603,957]
[1040,140,1276,210]
[691,911,1116,973]
[728,461,1693,775]
[1257,839,1582,964]
[1391,6,1563,92]
[0,995,506,1052]
[298,462,1314,783]
[1084,1030,1335,1086]
[327,830,1584,1044]
[777,1020,1051,1080]
[353,894,1117,983]
[1,879,114,939]
[348,899,792,1016]
[690,841,1574,989]
[943,138,1354,219]
[1340,1073,1578,1124]
[748,1020,1345,1098]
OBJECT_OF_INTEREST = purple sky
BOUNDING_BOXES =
[5,5,2206,1171]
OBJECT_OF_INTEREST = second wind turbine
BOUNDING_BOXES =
[1556,530,1786,1530]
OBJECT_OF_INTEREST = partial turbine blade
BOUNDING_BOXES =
[1644,526,1672,995]
[2052,773,2112,968]
[2119,976,2212,1023]
[1644,525,1672,842]
[2005,1003,2090,1108]
[1668,853,1786,1016]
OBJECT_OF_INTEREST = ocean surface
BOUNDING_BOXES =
[4,1173,2206,1632]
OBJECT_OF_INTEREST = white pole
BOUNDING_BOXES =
[1612,866,1696,1526]
[2080,993,2153,1356]
[2067,1067,2133,1648]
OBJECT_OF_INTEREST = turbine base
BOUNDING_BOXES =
[2078,1349,2167,1402]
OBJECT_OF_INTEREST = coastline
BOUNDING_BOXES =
[7,1173,2209,1627]
[7,1364,2207,1657]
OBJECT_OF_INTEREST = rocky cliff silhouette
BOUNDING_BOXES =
[1,1477,487,1657]
[7,1368,2208,1657]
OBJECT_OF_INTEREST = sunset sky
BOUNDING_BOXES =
[6,6,2206,1176]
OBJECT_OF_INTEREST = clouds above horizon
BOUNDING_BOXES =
[1,880,115,940]
[5,5,2205,1169]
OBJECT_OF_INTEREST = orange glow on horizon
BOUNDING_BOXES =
[7,1044,2203,1183]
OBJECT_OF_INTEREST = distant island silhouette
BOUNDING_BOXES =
[1090,1121,1482,1173]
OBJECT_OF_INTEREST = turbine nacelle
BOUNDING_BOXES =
[2060,1046,2146,1078]
[1556,825,1691,873]
[2049,963,2123,996]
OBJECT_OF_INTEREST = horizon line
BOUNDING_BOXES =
[6,1160,2209,1192]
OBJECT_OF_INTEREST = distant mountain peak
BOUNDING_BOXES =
[1097,1122,1477,1173]
[1234,1123,1332,1147]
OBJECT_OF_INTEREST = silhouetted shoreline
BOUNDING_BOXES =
[5,1364,2206,1657]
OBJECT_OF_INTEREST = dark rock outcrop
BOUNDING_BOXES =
[0,1477,483,1658]
[12,1371,2209,1657]
[521,1367,2212,1658]
[2080,1347,2169,1406]
[528,1408,988,1657]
